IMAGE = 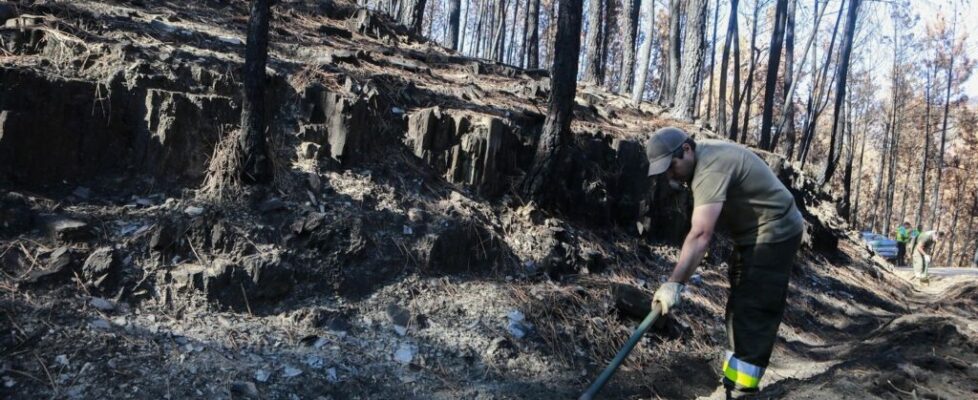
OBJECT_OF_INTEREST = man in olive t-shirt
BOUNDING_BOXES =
[645,127,804,399]
[910,230,943,282]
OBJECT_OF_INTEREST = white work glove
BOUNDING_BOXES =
[652,282,685,315]
[924,255,931,265]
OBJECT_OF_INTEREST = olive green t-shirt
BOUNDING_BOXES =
[690,140,804,245]
[913,231,936,253]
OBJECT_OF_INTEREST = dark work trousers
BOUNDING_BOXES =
[722,233,803,391]
[896,242,907,266]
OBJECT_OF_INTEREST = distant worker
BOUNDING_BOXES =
[645,127,803,399]
[895,221,911,267]
[910,230,943,283]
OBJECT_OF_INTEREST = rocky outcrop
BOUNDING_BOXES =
[404,107,533,196]
[0,68,132,184]
[159,251,294,311]
[296,83,383,166]
[138,89,238,182]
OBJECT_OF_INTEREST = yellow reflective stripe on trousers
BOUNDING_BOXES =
[723,351,764,389]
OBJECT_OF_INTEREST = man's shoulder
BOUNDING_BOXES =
[696,140,748,166]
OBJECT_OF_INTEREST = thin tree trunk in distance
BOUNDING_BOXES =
[583,0,604,84]
[520,0,529,66]
[704,0,721,125]
[240,0,273,184]
[852,123,867,227]
[523,0,584,201]
[661,0,682,105]
[931,17,957,228]
[717,0,740,138]
[448,0,461,50]
[870,122,891,232]
[729,14,741,141]
[916,66,934,230]
[737,1,761,143]
[758,0,788,150]
[799,0,845,166]
[820,0,860,186]
[673,0,709,120]
[631,0,656,104]
[618,0,640,94]
[527,0,540,68]
[774,0,800,156]
[840,92,854,220]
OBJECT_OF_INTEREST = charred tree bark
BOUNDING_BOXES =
[399,0,427,35]
[870,122,891,232]
[704,0,721,125]
[738,49,757,144]
[882,17,900,235]
[778,0,797,157]
[852,123,867,227]
[819,0,860,186]
[945,191,961,265]
[737,1,761,144]
[672,0,708,120]
[931,19,957,228]
[526,0,541,68]
[448,0,462,50]
[716,0,739,139]
[459,0,470,53]
[660,0,682,105]
[799,0,845,165]
[583,0,604,84]
[729,12,742,141]
[840,93,854,220]
[522,0,584,201]
[916,67,934,230]
[239,0,273,184]
[758,0,788,150]
[618,0,640,94]
[598,0,616,87]
[631,0,656,104]
[491,0,508,62]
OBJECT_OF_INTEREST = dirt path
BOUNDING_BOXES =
[743,269,978,399]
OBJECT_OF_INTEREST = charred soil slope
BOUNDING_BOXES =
[1,1,977,399]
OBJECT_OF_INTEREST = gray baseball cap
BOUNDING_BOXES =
[645,127,689,176]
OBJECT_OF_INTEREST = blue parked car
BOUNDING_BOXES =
[861,232,898,260]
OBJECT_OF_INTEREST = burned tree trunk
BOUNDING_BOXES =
[819,0,860,186]
[618,0,640,94]
[399,0,427,35]
[582,0,604,84]
[660,0,682,105]
[774,0,796,154]
[840,93,854,220]
[852,125,867,227]
[729,12,741,141]
[916,67,934,229]
[758,0,788,150]
[631,0,656,104]
[704,0,721,124]
[526,0,541,68]
[522,0,584,201]
[239,0,273,184]
[672,0,708,120]
[448,0,462,50]
[737,1,761,143]
[931,20,957,228]
[717,0,739,138]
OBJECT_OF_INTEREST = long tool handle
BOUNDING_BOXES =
[578,304,662,400]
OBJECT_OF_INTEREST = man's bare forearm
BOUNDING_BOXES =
[668,229,712,283]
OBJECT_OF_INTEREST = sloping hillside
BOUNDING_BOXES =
[1,1,976,399]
